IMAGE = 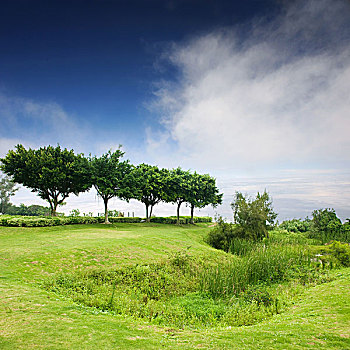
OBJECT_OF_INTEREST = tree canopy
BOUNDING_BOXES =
[186,173,223,224]
[231,191,277,240]
[0,144,91,216]
[312,208,342,236]
[131,164,168,222]
[163,167,192,224]
[89,149,135,223]
[1,144,222,221]
[0,174,18,214]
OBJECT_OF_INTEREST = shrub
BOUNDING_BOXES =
[317,241,350,267]
[205,217,237,252]
[231,191,277,241]
[279,218,311,233]
[0,215,209,227]
[150,216,211,224]
[308,208,349,243]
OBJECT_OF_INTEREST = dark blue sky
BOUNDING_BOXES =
[0,0,278,140]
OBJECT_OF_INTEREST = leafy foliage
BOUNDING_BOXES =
[89,149,135,223]
[314,241,350,267]
[131,164,168,222]
[0,215,211,227]
[309,208,349,243]
[5,203,51,216]
[0,144,91,216]
[163,167,192,224]
[279,218,312,233]
[205,217,237,252]
[186,173,222,223]
[150,216,212,224]
[231,191,277,240]
[0,174,18,214]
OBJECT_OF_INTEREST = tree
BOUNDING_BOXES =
[0,174,18,214]
[131,164,168,222]
[89,149,135,224]
[186,173,223,224]
[312,208,342,235]
[6,203,51,216]
[231,191,277,240]
[0,144,91,216]
[164,167,192,225]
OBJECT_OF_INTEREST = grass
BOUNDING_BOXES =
[0,223,349,349]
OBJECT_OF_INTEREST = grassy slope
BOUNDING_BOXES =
[0,223,349,349]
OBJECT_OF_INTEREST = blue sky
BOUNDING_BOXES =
[1,0,350,220]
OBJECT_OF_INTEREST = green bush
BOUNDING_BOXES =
[279,218,311,233]
[150,217,186,224]
[99,217,142,223]
[308,208,350,243]
[316,241,350,267]
[205,218,241,252]
[150,216,211,224]
[0,215,209,227]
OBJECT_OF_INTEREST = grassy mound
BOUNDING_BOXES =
[0,223,349,349]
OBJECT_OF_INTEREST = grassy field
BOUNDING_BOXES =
[1,223,349,349]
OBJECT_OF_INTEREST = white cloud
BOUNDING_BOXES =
[149,0,350,172]
[0,137,25,158]
[0,93,91,155]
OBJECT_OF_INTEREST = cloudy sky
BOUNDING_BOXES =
[1,0,349,220]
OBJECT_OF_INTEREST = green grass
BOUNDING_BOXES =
[1,223,349,349]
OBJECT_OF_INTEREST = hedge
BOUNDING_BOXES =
[0,215,212,227]
[150,216,212,224]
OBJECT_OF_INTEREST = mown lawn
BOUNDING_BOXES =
[0,223,349,349]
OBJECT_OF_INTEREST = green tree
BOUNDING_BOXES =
[312,208,342,235]
[164,167,192,225]
[6,203,51,216]
[0,174,18,214]
[89,149,134,224]
[1,145,91,216]
[131,164,168,222]
[231,191,277,240]
[186,173,223,224]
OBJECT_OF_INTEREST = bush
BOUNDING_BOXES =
[279,218,311,233]
[231,191,277,241]
[205,218,237,252]
[0,215,209,227]
[5,203,51,216]
[107,217,142,223]
[150,216,211,224]
[317,241,350,267]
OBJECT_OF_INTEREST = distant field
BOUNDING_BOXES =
[1,223,349,349]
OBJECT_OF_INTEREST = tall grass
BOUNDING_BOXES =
[200,243,310,298]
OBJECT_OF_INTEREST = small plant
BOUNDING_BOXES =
[241,284,274,307]
[69,209,80,217]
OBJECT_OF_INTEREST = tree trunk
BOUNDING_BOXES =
[190,204,194,224]
[145,203,150,223]
[104,198,110,224]
[177,202,181,225]
[50,199,58,217]
[149,205,153,219]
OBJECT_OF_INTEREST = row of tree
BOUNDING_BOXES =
[0,145,222,224]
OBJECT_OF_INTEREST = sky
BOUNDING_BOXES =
[0,0,349,221]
